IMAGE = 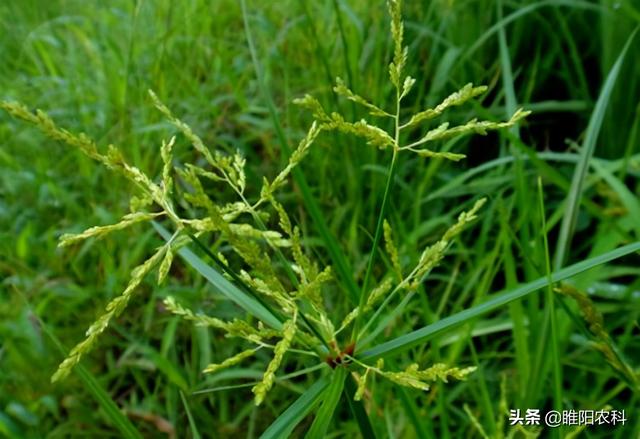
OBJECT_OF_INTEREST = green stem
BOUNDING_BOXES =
[538,178,563,438]
[353,151,398,337]
[352,89,401,339]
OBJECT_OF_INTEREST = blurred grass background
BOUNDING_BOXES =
[1,0,639,437]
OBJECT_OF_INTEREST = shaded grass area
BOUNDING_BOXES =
[1,0,639,437]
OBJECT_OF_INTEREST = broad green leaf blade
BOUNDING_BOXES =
[360,242,640,360]
[153,222,282,330]
[554,29,638,269]
[259,376,330,439]
[305,367,347,439]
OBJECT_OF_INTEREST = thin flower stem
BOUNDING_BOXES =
[344,355,382,375]
[256,341,319,358]
[352,87,402,339]
[356,280,404,342]
[192,363,327,396]
[403,138,433,150]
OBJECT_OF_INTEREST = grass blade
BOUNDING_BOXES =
[39,319,143,438]
[179,391,201,439]
[360,242,640,360]
[554,28,638,269]
[259,376,330,439]
[343,374,378,439]
[497,0,518,136]
[332,0,355,95]
[461,0,603,64]
[73,366,144,439]
[355,151,398,336]
[305,367,347,439]
[153,222,282,330]
[538,177,563,439]
[591,159,640,238]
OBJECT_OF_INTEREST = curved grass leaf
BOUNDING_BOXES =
[554,28,638,269]
[153,222,282,330]
[74,366,143,439]
[591,160,640,238]
[305,367,347,439]
[40,318,143,439]
[179,391,201,439]
[259,375,330,439]
[360,242,640,360]
[462,0,603,63]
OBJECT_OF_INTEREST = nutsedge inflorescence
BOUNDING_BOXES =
[1,0,529,408]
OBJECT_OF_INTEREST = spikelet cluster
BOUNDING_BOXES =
[296,0,530,162]
[0,0,533,408]
[51,247,167,382]
[1,92,332,402]
[380,362,477,391]
[203,349,257,375]
[252,315,298,405]
[294,0,529,397]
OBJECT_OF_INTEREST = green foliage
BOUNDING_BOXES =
[2,0,639,437]
[2,0,528,405]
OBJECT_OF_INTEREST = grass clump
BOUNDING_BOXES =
[2,0,527,416]
[2,0,639,437]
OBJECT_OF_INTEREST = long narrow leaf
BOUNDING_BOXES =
[259,376,330,439]
[305,367,347,439]
[360,242,640,360]
[554,29,638,269]
[39,318,143,438]
[461,0,603,64]
[344,375,378,438]
[153,222,282,330]
[591,160,640,238]
[74,366,144,439]
[179,391,201,439]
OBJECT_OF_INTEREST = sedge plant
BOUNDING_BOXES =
[21,0,640,436]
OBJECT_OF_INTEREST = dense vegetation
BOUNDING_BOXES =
[1,0,639,437]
